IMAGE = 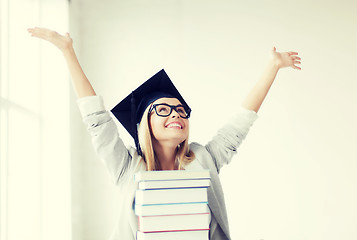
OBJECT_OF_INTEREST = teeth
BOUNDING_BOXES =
[167,123,182,129]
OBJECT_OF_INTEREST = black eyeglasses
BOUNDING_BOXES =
[149,103,191,119]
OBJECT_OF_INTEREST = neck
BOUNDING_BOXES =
[152,140,178,170]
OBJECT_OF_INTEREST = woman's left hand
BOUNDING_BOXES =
[271,47,301,70]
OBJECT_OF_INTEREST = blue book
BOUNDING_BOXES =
[135,202,209,216]
[135,187,208,205]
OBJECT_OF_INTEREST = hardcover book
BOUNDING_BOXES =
[135,187,208,205]
[138,178,210,190]
[134,170,210,182]
[136,229,209,240]
[138,213,210,232]
[135,202,210,216]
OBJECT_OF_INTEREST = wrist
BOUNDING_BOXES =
[268,59,281,71]
[62,45,75,56]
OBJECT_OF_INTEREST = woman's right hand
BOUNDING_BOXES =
[28,27,73,52]
[28,27,96,98]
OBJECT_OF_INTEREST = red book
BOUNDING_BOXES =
[136,229,209,240]
[138,213,210,233]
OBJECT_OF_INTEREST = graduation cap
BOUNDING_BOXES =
[111,69,191,156]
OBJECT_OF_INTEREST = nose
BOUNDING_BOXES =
[170,109,180,118]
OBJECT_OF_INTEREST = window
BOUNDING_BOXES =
[0,0,71,239]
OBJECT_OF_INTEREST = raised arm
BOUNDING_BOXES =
[28,27,96,98]
[241,47,301,113]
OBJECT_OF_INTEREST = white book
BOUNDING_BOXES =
[135,202,209,216]
[138,213,210,232]
[135,187,208,205]
[134,170,210,182]
[136,230,209,240]
[138,178,210,190]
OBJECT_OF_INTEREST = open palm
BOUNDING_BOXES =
[28,27,73,51]
[271,47,301,70]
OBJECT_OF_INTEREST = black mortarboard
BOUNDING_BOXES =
[111,69,191,156]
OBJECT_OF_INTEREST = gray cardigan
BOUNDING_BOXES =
[78,96,258,240]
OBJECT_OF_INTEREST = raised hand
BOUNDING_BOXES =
[271,47,301,70]
[242,47,302,112]
[28,27,73,52]
[28,27,95,98]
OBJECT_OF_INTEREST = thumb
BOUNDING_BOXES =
[272,46,276,52]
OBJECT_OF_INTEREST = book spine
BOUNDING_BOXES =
[138,213,210,232]
[135,187,208,205]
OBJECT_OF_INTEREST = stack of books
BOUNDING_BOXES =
[134,170,211,240]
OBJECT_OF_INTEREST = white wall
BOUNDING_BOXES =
[69,0,357,239]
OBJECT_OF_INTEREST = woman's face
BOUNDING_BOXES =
[149,97,189,146]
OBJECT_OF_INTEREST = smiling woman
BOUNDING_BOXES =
[27,21,300,238]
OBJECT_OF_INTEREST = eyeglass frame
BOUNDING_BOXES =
[148,103,191,119]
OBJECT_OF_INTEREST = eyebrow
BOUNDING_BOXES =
[154,99,183,105]
[155,103,182,106]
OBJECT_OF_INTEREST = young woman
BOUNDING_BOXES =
[28,27,301,240]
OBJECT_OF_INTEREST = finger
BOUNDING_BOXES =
[36,29,57,40]
[272,46,276,52]
[27,28,38,36]
[32,27,51,36]
[292,56,301,60]
[28,27,45,37]
[31,30,47,38]
[293,65,301,70]
[288,52,298,56]
[294,61,301,64]
[28,28,43,37]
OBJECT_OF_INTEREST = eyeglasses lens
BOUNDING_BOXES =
[154,104,188,118]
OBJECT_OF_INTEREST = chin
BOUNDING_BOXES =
[151,128,189,146]
[169,136,188,146]
[154,135,188,147]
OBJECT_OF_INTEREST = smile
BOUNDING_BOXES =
[165,122,183,129]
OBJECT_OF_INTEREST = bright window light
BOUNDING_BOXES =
[0,0,71,240]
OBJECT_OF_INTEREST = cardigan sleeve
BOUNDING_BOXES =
[77,95,137,184]
[205,107,258,172]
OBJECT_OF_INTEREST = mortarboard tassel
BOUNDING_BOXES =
[131,92,142,156]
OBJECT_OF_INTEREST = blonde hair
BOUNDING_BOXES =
[138,104,195,171]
